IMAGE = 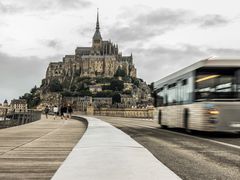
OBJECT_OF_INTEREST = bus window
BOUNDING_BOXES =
[182,79,188,86]
[195,68,240,100]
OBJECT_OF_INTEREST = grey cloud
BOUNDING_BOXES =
[0,1,21,14]
[44,39,62,49]
[0,51,62,102]
[0,0,92,14]
[135,8,191,26]
[207,48,240,56]
[78,27,92,37]
[132,44,240,83]
[55,0,91,9]
[107,8,230,43]
[30,0,92,10]
[108,8,190,43]
[134,45,206,82]
[197,14,229,28]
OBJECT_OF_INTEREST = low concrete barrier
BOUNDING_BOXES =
[0,108,42,129]
[52,116,181,180]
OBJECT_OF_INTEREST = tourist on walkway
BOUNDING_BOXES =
[60,105,64,119]
[53,105,58,120]
[60,104,67,120]
[67,104,73,119]
[44,106,50,119]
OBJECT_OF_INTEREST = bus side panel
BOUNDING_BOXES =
[186,103,207,131]
[156,104,207,131]
[216,103,240,132]
[160,105,184,128]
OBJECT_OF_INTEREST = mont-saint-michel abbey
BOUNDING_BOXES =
[39,12,152,113]
[45,13,136,82]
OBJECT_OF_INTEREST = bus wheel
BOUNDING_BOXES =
[158,110,162,125]
[161,125,168,129]
[159,110,167,129]
[183,108,191,133]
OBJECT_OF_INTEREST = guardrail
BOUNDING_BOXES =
[0,108,42,129]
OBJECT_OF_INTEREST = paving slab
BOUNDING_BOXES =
[0,116,86,180]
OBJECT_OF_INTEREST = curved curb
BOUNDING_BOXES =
[52,116,181,180]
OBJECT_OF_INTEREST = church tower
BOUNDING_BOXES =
[92,9,102,52]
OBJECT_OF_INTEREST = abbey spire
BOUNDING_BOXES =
[93,9,102,42]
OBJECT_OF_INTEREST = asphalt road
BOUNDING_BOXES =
[96,116,240,180]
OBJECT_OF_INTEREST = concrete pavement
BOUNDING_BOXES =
[52,116,181,180]
[99,116,240,180]
[0,115,86,180]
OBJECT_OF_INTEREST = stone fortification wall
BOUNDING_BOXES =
[94,107,154,119]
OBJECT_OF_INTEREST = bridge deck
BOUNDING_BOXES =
[0,115,86,180]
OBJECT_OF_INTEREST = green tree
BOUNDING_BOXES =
[112,93,121,104]
[110,79,124,91]
[74,90,92,97]
[30,85,38,94]
[61,90,74,97]
[114,67,126,77]
[20,86,41,109]
[49,79,63,92]
[29,95,41,108]
[95,91,113,97]
[132,78,140,87]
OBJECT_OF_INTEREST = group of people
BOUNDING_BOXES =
[44,104,73,120]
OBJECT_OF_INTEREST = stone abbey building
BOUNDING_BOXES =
[44,12,137,84]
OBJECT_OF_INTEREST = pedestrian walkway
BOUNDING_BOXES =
[52,116,181,180]
[0,115,87,180]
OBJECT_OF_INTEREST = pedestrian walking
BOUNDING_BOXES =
[60,105,64,119]
[53,105,58,120]
[67,104,73,119]
[60,104,67,120]
[44,106,50,119]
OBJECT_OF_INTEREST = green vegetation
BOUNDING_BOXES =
[132,78,140,87]
[96,77,113,84]
[112,93,121,104]
[114,68,126,77]
[20,86,40,108]
[61,90,92,97]
[109,79,124,91]
[49,79,63,92]
[95,91,114,97]
[34,73,147,106]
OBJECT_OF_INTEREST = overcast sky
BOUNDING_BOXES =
[1,0,240,103]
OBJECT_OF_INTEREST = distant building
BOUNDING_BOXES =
[93,97,112,108]
[89,85,102,93]
[11,99,27,112]
[3,99,8,107]
[43,11,137,86]
[63,96,112,111]
[120,94,137,108]
[63,96,92,112]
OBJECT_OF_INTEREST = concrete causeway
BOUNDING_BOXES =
[52,116,181,180]
[0,116,86,180]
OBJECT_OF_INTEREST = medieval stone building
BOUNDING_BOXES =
[44,12,137,84]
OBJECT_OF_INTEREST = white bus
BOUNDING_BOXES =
[153,59,240,132]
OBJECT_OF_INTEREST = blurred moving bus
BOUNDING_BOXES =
[153,59,240,132]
